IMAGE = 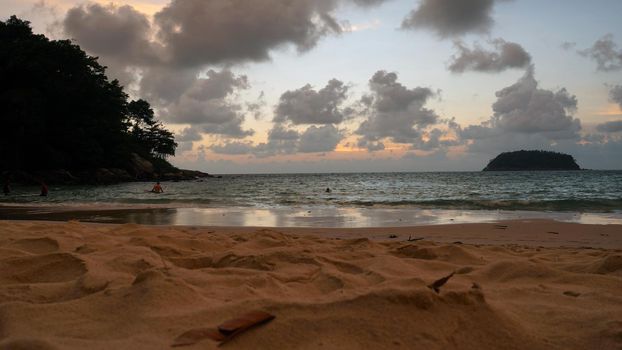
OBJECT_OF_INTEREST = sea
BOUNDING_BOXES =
[1,171,622,227]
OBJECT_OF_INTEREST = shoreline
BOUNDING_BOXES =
[1,204,622,227]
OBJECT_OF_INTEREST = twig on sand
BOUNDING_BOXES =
[494,225,508,230]
[407,235,424,242]
[428,272,455,294]
[547,231,559,235]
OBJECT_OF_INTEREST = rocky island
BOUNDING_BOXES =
[483,150,581,171]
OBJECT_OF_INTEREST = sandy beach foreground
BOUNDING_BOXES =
[0,220,621,349]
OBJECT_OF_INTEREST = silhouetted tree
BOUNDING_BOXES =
[0,16,177,174]
[126,100,177,159]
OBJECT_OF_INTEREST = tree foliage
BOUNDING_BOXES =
[0,16,177,172]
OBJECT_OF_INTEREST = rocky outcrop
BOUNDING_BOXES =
[129,153,155,179]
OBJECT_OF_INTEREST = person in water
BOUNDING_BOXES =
[151,182,164,193]
[40,183,48,197]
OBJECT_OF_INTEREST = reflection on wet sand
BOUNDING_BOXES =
[1,206,622,227]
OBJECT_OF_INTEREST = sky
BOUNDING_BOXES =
[3,0,622,173]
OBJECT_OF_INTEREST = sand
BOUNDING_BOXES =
[0,219,621,349]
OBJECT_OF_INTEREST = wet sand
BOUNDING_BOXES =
[2,204,622,227]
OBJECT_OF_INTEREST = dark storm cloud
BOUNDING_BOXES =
[449,39,531,73]
[580,34,622,72]
[610,85,622,108]
[401,0,510,38]
[596,120,622,133]
[355,70,439,151]
[274,79,349,125]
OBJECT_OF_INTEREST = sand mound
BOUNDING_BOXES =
[0,221,621,349]
[589,255,622,275]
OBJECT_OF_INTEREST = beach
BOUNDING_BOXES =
[1,219,621,349]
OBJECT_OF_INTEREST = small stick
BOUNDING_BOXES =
[428,272,455,294]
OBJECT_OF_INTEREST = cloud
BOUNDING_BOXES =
[401,0,510,38]
[63,3,158,65]
[153,0,343,67]
[459,67,582,154]
[59,0,390,141]
[610,85,622,108]
[579,34,622,72]
[355,70,439,150]
[210,124,343,156]
[449,38,531,73]
[298,125,343,152]
[596,120,622,133]
[489,67,579,134]
[64,0,391,69]
[165,69,254,138]
[268,125,301,140]
[176,127,203,142]
[209,141,257,155]
[274,79,349,125]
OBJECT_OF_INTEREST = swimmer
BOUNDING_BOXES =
[151,182,164,193]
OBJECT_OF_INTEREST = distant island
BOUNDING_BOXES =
[483,150,581,171]
[0,17,210,185]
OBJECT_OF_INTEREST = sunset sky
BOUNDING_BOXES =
[3,0,622,173]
